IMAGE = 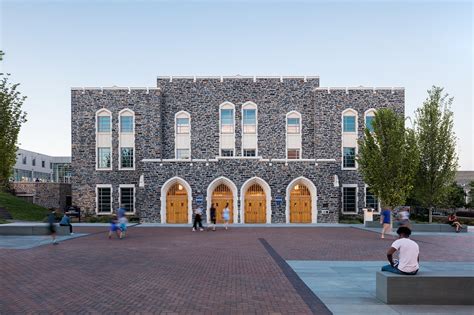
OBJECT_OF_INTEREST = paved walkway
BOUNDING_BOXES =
[0,226,473,314]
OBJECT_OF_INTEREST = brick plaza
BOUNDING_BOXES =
[1,226,473,314]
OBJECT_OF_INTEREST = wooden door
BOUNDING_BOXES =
[245,184,266,223]
[212,184,233,223]
[166,183,188,223]
[290,184,312,223]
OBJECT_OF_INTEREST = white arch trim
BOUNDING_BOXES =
[285,176,318,224]
[240,177,272,224]
[160,176,193,224]
[206,176,239,224]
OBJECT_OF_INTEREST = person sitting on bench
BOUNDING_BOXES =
[60,213,74,235]
[381,227,419,275]
[447,213,463,233]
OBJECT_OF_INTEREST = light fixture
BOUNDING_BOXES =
[178,184,183,191]
[295,184,300,190]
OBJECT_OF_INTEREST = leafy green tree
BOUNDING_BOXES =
[0,51,28,190]
[358,108,419,208]
[412,86,458,222]
[443,182,466,209]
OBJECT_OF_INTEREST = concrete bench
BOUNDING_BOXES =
[365,221,467,232]
[0,224,70,236]
[376,271,474,305]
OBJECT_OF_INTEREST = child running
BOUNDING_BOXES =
[108,215,121,239]
[222,203,230,230]
[119,215,128,238]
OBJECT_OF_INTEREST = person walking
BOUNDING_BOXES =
[192,206,204,232]
[48,208,58,245]
[222,203,230,230]
[59,212,74,235]
[209,203,216,231]
[380,207,392,239]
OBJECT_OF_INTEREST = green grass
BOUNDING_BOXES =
[0,191,49,221]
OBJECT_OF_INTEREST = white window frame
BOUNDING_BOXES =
[96,109,113,171]
[341,108,358,170]
[174,111,191,160]
[241,101,258,156]
[96,184,113,215]
[118,108,135,171]
[342,184,358,214]
[219,102,235,156]
[285,111,302,159]
[342,147,356,168]
[364,184,380,213]
[119,184,136,215]
[364,108,376,133]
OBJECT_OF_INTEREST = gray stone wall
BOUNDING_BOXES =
[12,183,72,209]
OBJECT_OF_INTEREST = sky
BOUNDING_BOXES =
[1,0,473,169]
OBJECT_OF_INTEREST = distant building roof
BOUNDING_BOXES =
[455,171,474,186]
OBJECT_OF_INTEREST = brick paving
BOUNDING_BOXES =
[0,226,472,314]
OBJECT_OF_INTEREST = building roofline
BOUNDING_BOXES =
[157,75,320,83]
[313,86,404,93]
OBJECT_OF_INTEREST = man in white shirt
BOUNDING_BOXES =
[381,226,419,275]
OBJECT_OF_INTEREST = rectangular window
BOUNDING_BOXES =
[343,116,356,132]
[120,116,133,133]
[23,157,27,165]
[343,187,357,213]
[98,147,111,169]
[41,160,45,168]
[221,109,234,133]
[120,187,134,213]
[32,158,36,166]
[98,116,111,132]
[343,147,356,168]
[243,109,256,133]
[287,118,300,134]
[287,149,300,159]
[176,117,190,134]
[243,149,256,157]
[366,187,379,211]
[221,149,234,157]
[365,116,375,132]
[97,187,112,213]
[120,148,134,168]
[176,149,190,159]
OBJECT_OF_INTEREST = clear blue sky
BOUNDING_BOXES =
[1,0,472,169]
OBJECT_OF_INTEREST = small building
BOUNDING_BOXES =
[13,148,71,183]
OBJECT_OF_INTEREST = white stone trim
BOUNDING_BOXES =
[96,184,113,215]
[341,108,358,170]
[118,108,136,171]
[241,101,258,156]
[95,108,112,171]
[286,111,302,159]
[342,184,358,214]
[174,111,191,160]
[240,177,272,224]
[364,108,376,132]
[160,176,193,224]
[205,176,239,224]
[313,87,405,93]
[119,184,136,215]
[285,176,318,224]
[364,184,381,213]
[219,102,236,156]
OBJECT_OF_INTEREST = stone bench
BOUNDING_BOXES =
[365,221,467,232]
[0,224,70,236]
[376,271,474,305]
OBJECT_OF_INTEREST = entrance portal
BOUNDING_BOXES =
[166,183,188,223]
[289,184,312,223]
[245,183,266,223]
[212,183,233,223]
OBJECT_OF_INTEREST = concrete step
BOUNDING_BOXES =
[0,207,13,220]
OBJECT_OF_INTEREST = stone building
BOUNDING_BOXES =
[71,76,404,223]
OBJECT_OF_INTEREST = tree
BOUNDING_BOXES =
[0,51,28,190]
[443,182,466,209]
[358,108,419,208]
[468,181,474,208]
[412,86,458,222]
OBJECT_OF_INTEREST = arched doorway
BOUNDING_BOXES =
[212,183,234,223]
[244,183,266,223]
[166,183,188,223]
[289,184,312,223]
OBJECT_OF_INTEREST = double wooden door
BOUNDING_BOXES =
[212,184,233,223]
[290,184,312,223]
[167,183,188,223]
[245,184,266,223]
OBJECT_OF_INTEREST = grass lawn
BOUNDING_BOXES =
[0,191,49,221]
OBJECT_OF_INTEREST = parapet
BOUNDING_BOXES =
[71,86,162,95]
[313,86,404,94]
[156,75,320,83]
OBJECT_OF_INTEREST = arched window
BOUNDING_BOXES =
[175,111,191,159]
[96,109,112,170]
[242,102,257,157]
[219,102,235,157]
[119,109,135,170]
[364,109,376,133]
[286,111,302,159]
[341,108,358,169]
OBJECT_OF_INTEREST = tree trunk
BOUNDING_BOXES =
[429,206,433,223]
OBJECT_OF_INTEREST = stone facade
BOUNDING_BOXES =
[12,183,72,209]
[71,77,404,223]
